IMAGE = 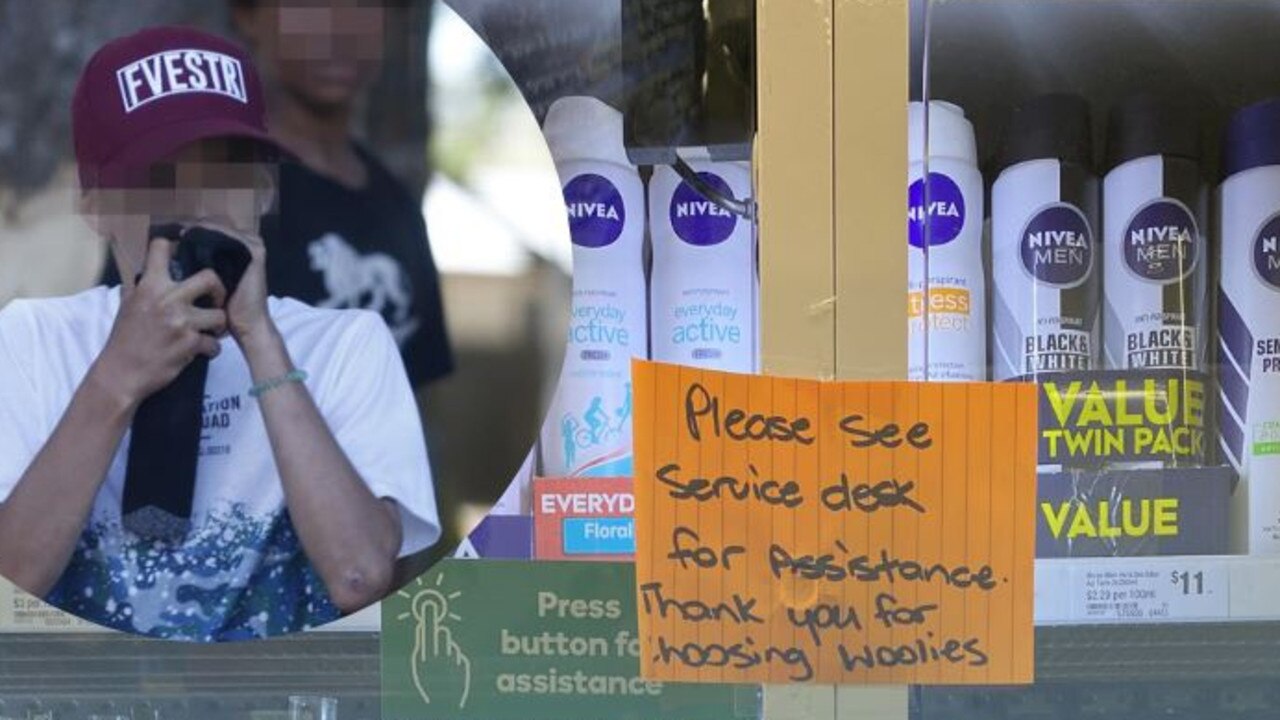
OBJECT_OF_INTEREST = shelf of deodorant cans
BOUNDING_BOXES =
[908,95,1210,388]
[909,95,1280,557]
[537,96,759,480]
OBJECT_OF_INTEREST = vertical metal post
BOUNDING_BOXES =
[756,0,911,715]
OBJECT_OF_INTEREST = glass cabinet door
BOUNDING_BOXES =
[914,1,1280,717]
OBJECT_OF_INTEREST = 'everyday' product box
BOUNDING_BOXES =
[533,477,635,561]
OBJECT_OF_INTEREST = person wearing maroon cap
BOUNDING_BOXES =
[0,26,440,641]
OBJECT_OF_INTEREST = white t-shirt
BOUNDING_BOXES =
[0,286,440,641]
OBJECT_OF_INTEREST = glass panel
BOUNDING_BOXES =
[916,0,1280,716]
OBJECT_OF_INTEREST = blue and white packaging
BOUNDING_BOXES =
[1220,98,1280,554]
[649,154,757,372]
[992,94,1100,381]
[539,96,649,477]
[908,101,987,381]
[1103,95,1209,374]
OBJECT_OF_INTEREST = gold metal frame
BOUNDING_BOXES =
[757,0,910,715]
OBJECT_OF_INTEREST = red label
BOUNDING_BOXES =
[533,477,635,561]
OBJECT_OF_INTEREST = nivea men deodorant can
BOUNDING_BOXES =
[1220,98,1280,553]
[1103,95,1208,373]
[992,94,1100,381]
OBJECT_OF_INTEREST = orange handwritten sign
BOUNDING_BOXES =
[633,360,1038,685]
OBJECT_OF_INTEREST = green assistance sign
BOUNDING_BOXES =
[381,560,754,720]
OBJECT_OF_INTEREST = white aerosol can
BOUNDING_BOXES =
[908,100,987,381]
[1220,98,1280,553]
[992,94,1100,381]
[1103,94,1208,373]
[539,96,648,477]
[649,153,757,372]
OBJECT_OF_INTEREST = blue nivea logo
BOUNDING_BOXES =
[564,174,625,248]
[1124,199,1197,283]
[1020,203,1094,287]
[1254,213,1280,291]
[670,172,737,246]
[907,173,965,248]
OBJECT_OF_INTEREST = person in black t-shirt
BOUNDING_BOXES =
[227,0,458,572]
[259,145,452,389]
[230,0,453,390]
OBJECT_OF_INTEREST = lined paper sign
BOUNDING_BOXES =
[632,361,1038,685]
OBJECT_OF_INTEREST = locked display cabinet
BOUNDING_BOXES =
[913,0,1280,718]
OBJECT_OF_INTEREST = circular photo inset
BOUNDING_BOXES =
[0,0,568,641]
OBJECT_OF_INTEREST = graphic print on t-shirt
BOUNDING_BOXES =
[46,504,340,641]
[259,149,454,387]
[47,382,340,640]
[307,232,420,345]
[200,390,247,457]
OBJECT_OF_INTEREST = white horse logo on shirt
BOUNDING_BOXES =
[307,233,419,345]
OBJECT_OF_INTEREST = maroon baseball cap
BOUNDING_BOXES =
[72,25,281,190]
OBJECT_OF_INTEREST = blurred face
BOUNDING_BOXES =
[85,138,276,284]
[235,0,388,114]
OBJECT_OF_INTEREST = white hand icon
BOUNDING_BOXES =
[411,588,472,709]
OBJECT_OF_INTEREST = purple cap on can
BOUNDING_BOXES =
[1225,98,1280,179]
[71,25,282,189]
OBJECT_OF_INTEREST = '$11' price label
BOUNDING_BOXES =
[1071,562,1228,623]
[1171,569,1207,596]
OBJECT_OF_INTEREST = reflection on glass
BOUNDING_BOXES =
[128,706,159,720]
[288,696,337,720]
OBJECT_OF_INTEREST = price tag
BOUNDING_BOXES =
[0,582,102,633]
[1069,561,1228,623]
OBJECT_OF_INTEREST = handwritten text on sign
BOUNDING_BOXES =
[632,361,1038,685]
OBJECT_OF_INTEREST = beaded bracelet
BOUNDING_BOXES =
[249,369,308,398]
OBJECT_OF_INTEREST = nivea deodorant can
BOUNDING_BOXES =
[1103,95,1208,373]
[1220,98,1280,553]
[908,101,987,381]
[992,95,1100,381]
[649,154,757,372]
[539,96,649,477]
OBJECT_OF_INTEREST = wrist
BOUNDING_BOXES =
[237,321,290,378]
[82,360,141,423]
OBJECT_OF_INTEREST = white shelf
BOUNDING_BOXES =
[0,578,382,634]
[1036,555,1280,626]
[319,602,382,632]
[9,557,1280,635]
